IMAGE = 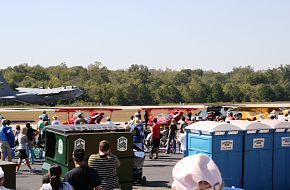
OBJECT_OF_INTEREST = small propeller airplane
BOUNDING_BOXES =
[229,103,290,120]
[55,107,123,124]
[138,105,204,125]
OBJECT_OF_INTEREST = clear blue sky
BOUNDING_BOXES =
[0,1,289,72]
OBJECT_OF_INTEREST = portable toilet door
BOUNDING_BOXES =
[261,120,290,190]
[186,121,243,188]
[231,120,273,190]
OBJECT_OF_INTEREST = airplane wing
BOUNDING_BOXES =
[232,103,290,112]
[16,88,70,95]
[55,107,123,112]
[139,105,205,112]
[0,95,16,99]
[35,91,63,95]
[229,103,290,119]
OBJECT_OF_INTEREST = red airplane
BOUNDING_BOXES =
[139,106,200,125]
[55,107,122,124]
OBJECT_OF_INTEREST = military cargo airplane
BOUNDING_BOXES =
[0,74,83,105]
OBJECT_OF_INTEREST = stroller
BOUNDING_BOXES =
[131,123,146,185]
[133,144,146,185]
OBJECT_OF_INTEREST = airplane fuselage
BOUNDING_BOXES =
[0,74,83,105]
[13,88,83,105]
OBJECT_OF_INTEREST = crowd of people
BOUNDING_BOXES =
[1,108,289,190]
[125,111,191,159]
[40,140,120,190]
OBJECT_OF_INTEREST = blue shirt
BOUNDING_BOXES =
[0,125,8,141]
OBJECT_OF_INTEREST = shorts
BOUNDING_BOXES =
[18,149,28,159]
[152,138,160,148]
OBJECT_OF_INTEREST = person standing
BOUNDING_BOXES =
[14,125,21,147]
[187,111,192,122]
[88,140,120,190]
[74,113,87,124]
[64,149,101,190]
[0,120,13,162]
[25,123,37,164]
[37,116,45,148]
[51,116,61,125]
[166,119,178,154]
[178,128,187,157]
[144,109,149,129]
[136,110,142,121]
[16,127,34,173]
[180,116,188,129]
[149,118,160,159]
[41,111,49,122]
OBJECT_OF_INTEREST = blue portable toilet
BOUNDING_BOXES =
[231,120,273,190]
[186,121,243,188]
[261,120,290,190]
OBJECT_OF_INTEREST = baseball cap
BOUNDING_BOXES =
[172,154,223,190]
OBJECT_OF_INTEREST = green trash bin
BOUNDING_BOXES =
[0,161,17,190]
[42,124,133,190]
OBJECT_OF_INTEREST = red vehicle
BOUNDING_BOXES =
[55,107,122,124]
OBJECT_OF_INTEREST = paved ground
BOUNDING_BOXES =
[14,152,182,190]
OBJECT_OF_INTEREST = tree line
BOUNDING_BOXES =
[0,62,290,105]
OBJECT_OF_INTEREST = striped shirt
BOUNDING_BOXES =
[88,153,120,190]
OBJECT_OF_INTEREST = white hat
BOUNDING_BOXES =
[172,154,223,190]
[0,167,4,178]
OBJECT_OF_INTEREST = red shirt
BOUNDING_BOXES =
[152,123,160,139]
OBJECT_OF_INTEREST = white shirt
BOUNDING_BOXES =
[51,120,61,125]
[107,121,114,125]
[178,133,187,151]
[18,134,28,150]
[146,132,152,141]
[0,186,11,190]
[40,182,73,190]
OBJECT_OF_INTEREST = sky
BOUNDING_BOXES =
[0,1,290,72]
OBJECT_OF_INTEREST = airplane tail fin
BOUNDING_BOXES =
[0,74,16,97]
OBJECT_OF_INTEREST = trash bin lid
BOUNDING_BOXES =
[46,124,124,134]
[186,121,241,132]
[230,120,271,130]
[261,120,290,129]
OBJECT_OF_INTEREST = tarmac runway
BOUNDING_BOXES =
[14,152,182,190]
